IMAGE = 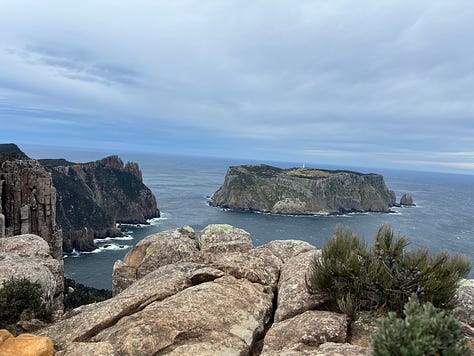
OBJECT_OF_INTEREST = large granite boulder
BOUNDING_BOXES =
[274,249,325,322]
[0,234,64,314]
[112,226,198,294]
[211,164,396,215]
[198,224,253,253]
[261,310,349,354]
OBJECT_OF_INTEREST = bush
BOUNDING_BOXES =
[372,296,470,355]
[0,277,48,328]
[307,223,471,316]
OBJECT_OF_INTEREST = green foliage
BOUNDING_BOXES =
[64,278,112,310]
[371,297,470,355]
[0,277,48,328]
[307,223,471,316]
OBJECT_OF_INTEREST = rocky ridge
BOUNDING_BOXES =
[39,155,160,253]
[211,164,396,215]
[25,224,474,354]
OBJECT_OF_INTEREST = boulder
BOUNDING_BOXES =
[112,226,198,294]
[0,333,53,356]
[400,193,415,206]
[262,310,348,354]
[39,263,224,346]
[183,247,281,289]
[0,253,58,311]
[56,341,118,356]
[198,224,253,253]
[274,249,325,322]
[92,275,273,355]
[263,239,315,263]
[458,279,474,327]
[0,234,64,314]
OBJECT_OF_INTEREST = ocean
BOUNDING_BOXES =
[59,153,474,290]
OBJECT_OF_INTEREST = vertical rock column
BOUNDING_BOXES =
[0,160,63,260]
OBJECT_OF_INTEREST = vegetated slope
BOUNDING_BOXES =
[211,164,396,215]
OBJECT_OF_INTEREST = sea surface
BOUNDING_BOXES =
[59,153,474,290]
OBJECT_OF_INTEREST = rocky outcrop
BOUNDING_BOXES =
[0,155,63,259]
[39,224,375,354]
[37,224,474,354]
[400,193,415,206]
[211,164,396,215]
[39,155,160,253]
[0,234,64,316]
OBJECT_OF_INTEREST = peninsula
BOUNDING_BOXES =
[210,164,396,215]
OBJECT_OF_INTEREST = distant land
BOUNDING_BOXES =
[211,164,397,215]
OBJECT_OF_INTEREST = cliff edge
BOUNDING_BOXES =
[210,164,396,215]
[40,156,160,253]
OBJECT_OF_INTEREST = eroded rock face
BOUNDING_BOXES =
[0,234,64,314]
[198,224,254,253]
[0,159,63,260]
[211,164,396,215]
[39,155,159,253]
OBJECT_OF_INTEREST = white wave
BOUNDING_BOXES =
[84,243,132,254]
[94,235,134,243]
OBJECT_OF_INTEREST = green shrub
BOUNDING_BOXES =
[371,296,470,355]
[0,277,48,328]
[307,223,471,316]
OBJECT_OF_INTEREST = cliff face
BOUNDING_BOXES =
[211,164,396,215]
[0,156,63,260]
[40,155,160,253]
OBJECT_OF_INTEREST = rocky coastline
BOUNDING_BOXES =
[211,164,397,215]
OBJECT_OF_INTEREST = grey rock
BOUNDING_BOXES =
[40,263,225,346]
[400,193,415,206]
[274,249,325,322]
[92,275,273,355]
[458,280,474,327]
[263,239,316,263]
[0,159,63,260]
[112,226,198,294]
[262,310,348,354]
[56,341,119,356]
[198,224,254,253]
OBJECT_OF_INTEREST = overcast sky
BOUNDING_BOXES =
[1,1,473,173]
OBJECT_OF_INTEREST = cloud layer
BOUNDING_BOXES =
[1,1,473,172]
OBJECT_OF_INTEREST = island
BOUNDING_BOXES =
[210,164,396,215]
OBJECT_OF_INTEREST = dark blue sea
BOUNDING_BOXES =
[50,152,474,290]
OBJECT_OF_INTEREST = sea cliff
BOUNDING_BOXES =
[211,164,396,215]
[40,156,160,253]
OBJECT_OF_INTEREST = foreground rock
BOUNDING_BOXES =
[39,224,474,354]
[0,330,54,356]
[0,234,64,315]
[211,164,396,215]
